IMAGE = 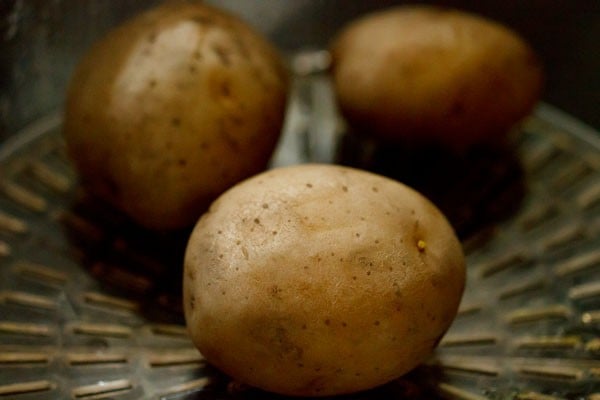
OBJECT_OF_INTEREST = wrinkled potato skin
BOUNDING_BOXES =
[64,2,288,230]
[184,164,465,396]
[331,6,543,148]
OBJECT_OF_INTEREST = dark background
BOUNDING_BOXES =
[1,0,598,144]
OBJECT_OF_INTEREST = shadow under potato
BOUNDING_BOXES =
[60,192,192,324]
[193,367,441,400]
[336,130,526,240]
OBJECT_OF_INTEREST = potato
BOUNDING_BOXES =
[64,2,289,230]
[330,6,543,148]
[184,164,465,396]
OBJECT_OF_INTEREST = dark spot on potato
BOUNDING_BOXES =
[219,254,224,259]
[177,159,187,166]
[187,269,195,280]
[324,319,331,326]
[148,79,157,88]
[221,290,226,295]
[355,233,360,238]
[269,326,303,361]
[262,203,269,209]
[235,240,241,245]
[342,185,348,192]
[341,322,347,327]
[219,123,240,151]
[372,186,379,192]
[200,142,210,150]
[297,363,304,368]
[254,218,260,224]
[217,230,222,234]
[270,285,283,299]
[301,324,307,330]
[306,183,313,188]
[147,32,157,43]
[352,276,357,280]
[193,50,202,60]
[189,294,195,310]
[272,231,277,235]
[366,271,371,276]
[212,44,232,66]
[375,239,380,244]
[171,117,181,127]
[220,80,232,98]
[189,65,197,74]
[374,320,380,326]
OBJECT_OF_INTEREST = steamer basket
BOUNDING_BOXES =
[0,50,599,400]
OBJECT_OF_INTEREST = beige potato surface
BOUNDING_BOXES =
[184,164,465,396]
[64,2,288,230]
[330,6,543,148]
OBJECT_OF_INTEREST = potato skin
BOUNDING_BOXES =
[184,164,465,396]
[330,6,543,148]
[64,2,288,230]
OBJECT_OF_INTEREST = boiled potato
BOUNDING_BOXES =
[64,2,289,230]
[330,6,543,148]
[184,164,465,396]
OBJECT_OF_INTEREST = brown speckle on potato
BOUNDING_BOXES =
[212,43,232,66]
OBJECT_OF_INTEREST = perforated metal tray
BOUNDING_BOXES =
[0,57,599,399]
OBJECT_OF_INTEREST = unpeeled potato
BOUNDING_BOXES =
[64,2,289,230]
[184,164,465,396]
[330,6,543,149]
